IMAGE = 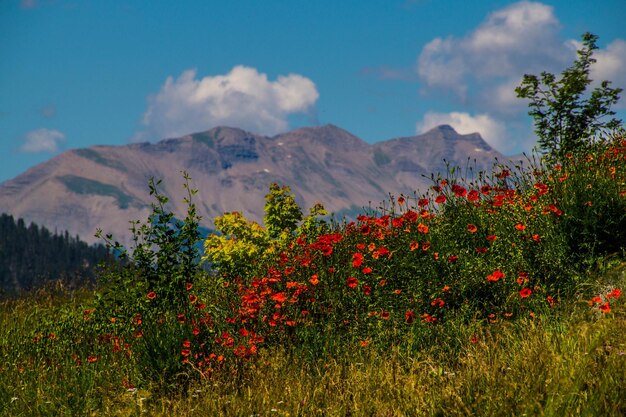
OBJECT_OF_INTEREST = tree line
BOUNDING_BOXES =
[0,213,113,295]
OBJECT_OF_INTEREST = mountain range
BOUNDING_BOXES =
[0,124,509,246]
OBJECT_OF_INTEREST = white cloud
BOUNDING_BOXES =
[133,66,319,141]
[592,39,626,106]
[418,1,565,97]
[416,111,509,152]
[20,128,65,153]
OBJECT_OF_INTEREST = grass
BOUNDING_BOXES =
[0,263,624,416]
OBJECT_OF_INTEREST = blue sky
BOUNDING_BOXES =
[2,0,625,182]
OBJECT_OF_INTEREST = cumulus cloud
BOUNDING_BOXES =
[416,111,510,152]
[591,39,626,106]
[418,1,566,103]
[133,66,319,142]
[20,128,65,153]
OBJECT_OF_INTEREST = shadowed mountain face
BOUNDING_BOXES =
[0,124,506,245]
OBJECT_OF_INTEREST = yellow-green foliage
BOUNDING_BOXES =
[203,183,326,279]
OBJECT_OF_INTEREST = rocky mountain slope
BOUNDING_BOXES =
[0,124,507,246]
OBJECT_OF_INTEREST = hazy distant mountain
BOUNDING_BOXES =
[0,124,506,246]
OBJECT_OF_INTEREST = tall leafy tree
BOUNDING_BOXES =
[515,32,622,161]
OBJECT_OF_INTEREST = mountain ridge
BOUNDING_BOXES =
[0,124,508,246]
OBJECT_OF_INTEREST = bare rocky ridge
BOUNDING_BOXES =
[0,124,507,246]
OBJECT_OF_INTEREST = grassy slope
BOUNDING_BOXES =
[1,264,624,417]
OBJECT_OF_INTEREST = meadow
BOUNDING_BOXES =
[1,129,625,416]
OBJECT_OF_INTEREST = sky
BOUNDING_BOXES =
[2,0,626,183]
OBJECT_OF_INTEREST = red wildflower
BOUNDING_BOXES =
[181,349,191,357]
[421,241,431,251]
[405,311,415,324]
[431,298,445,308]
[486,235,497,242]
[380,311,390,320]
[467,224,477,233]
[397,196,405,205]
[515,223,526,231]
[410,241,419,251]
[435,195,447,204]
[405,210,419,221]
[189,294,198,304]
[607,288,622,299]
[448,255,458,263]
[347,277,358,288]
[352,252,364,267]
[418,198,429,207]
[87,355,98,363]
[363,284,372,295]
[599,302,611,313]
[470,334,478,344]
[467,190,480,202]
[519,288,532,298]
[362,267,373,274]
[186,282,193,291]
[452,184,467,197]
[309,274,319,285]
[487,270,505,282]
[495,169,510,179]
[546,296,557,308]
[475,247,488,253]
[271,292,287,303]
[147,291,156,300]
[417,223,429,233]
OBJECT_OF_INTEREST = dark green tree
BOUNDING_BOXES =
[515,32,622,161]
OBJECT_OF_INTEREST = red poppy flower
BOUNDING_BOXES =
[380,311,390,320]
[352,252,364,267]
[607,288,621,299]
[418,198,429,207]
[519,288,532,298]
[417,223,429,233]
[475,247,488,253]
[599,302,611,313]
[467,224,477,233]
[421,241,431,251]
[397,196,405,205]
[435,195,447,204]
[405,210,419,221]
[448,255,458,263]
[431,298,445,308]
[309,274,319,285]
[362,267,373,274]
[451,184,467,197]
[486,235,497,242]
[147,291,156,300]
[467,190,480,202]
[347,277,358,288]
[363,284,372,295]
[515,223,526,231]
[189,294,198,304]
[405,311,415,324]
[181,348,191,357]
[410,241,419,251]
[271,292,287,303]
[487,270,505,282]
